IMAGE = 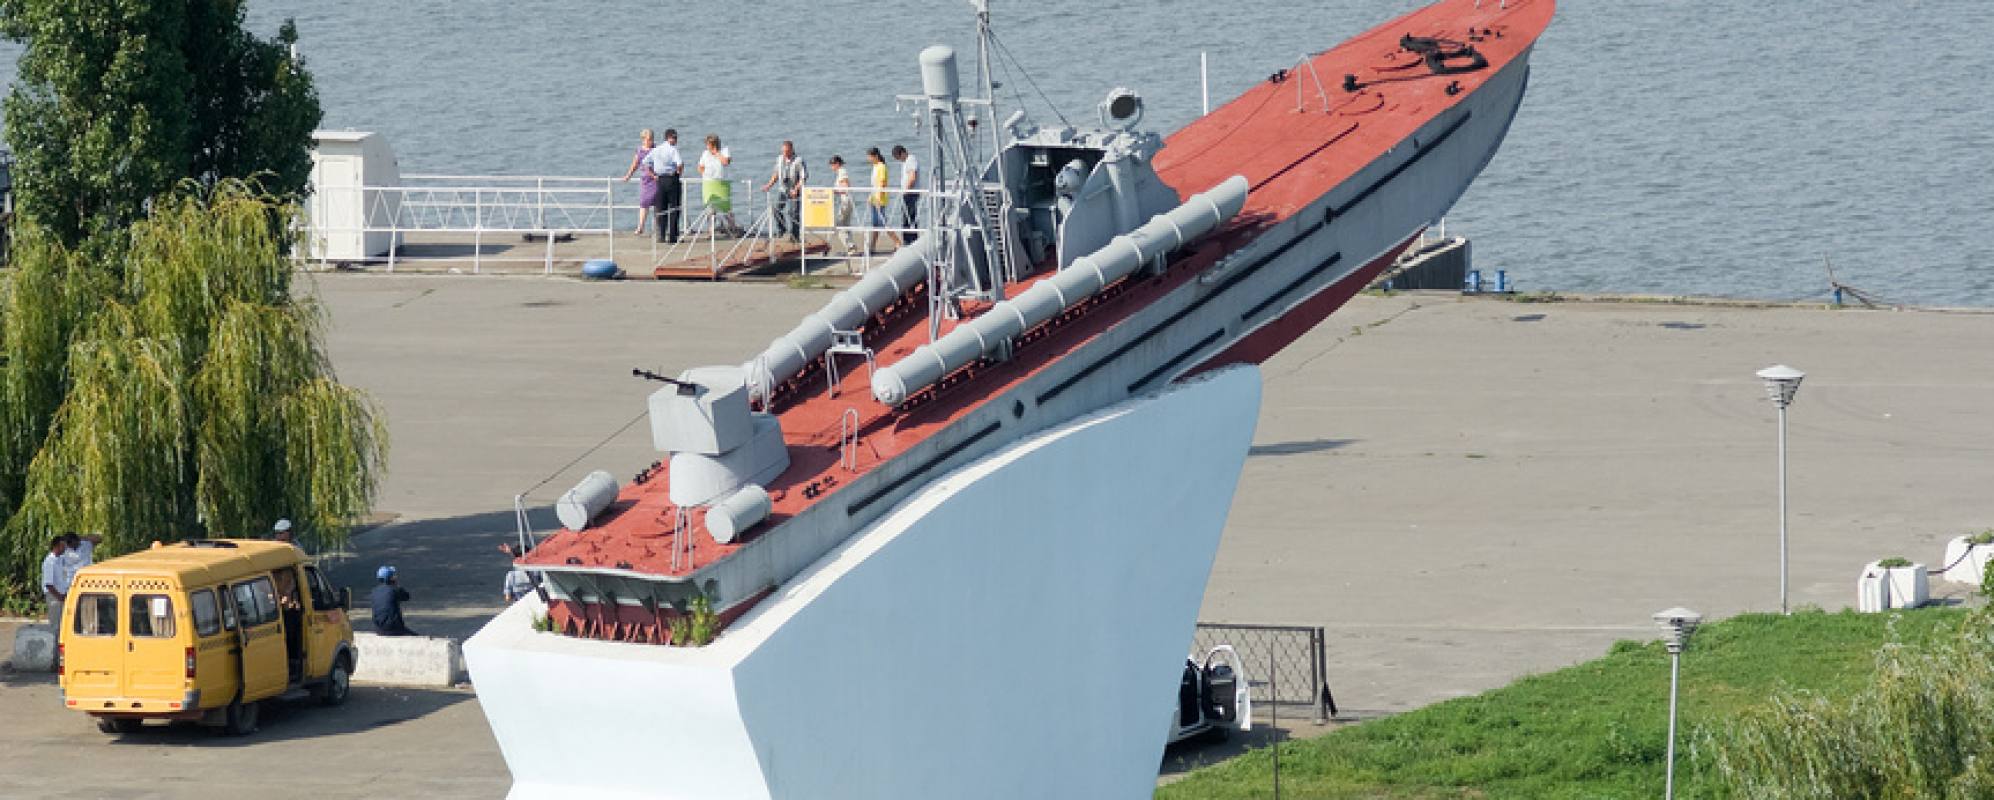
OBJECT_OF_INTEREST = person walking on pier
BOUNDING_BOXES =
[892,144,921,244]
[620,129,660,236]
[866,147,898,251]
[764,140,807,244]
[828,155,857,256]
[698,134,740,236]
[644,129,685,244]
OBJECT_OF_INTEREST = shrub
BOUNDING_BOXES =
[1877,557,1914,569]
[1709,607,1994,797]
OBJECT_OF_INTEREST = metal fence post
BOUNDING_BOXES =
[1269,648,1281,799]
[474,190,483,274]
[1311,627,1327,724]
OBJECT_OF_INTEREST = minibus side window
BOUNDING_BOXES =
[72,593,117,637]
[218,588,238,631]
[230,583,259,627]
[191,590,221,637]
[129,594,177,638]
[247,577,279,626]
[304,565,337,610]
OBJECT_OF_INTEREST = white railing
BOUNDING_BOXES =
[796,185,929,277]
[300,171,936,276]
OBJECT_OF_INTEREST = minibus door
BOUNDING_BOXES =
[63,575,124,700]
[228,578,287,701]
[123,581,184,700]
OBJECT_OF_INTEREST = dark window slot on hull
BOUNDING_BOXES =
[846,421,1004,518]
[1241,252,1344,323]
[1127,328,1228,395]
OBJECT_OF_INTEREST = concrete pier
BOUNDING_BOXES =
[4,278,1991,797]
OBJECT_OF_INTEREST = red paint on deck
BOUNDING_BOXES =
[523,0,1553,599]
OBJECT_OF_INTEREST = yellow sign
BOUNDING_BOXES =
[801,187,834,229]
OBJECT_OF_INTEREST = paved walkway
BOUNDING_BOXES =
[6,276,1990,797]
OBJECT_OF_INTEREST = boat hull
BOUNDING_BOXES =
[467,366,1263,799]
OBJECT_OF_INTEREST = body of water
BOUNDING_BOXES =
[3,1,1990,306]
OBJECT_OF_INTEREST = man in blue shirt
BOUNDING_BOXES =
[643,129,685,243]
[370,565,417,637]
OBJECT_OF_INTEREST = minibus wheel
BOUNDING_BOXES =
[95,717,141,735]
[224,700,260,736]
[318,656,353,706]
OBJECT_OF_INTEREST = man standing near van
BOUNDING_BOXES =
[61,532,100,574]
[371,565,417,637]
[41,535,67,627]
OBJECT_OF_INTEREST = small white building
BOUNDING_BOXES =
[307,131,402,261]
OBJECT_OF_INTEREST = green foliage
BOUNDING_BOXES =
[667,594,721,646]
[1157,609,1966,799]
[1981,557,1994,600]
[531,613,554,633]
[1,182,385,601]
[688,594,718,646]
[1706,608,1994,798]
[1967,530,1994,547]
[668,610,692,646]
[1,0,321,247]
[1878,557,1914,569]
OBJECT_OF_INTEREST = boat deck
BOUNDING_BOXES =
[519,0,1555,581]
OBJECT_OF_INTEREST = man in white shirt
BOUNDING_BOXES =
[62,532,100,572]
[891,145,921,244]
[40,535,67,628]
[643,129,686,243]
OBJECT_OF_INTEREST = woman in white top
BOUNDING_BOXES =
[828,155,857,256]
[699,134,740,235]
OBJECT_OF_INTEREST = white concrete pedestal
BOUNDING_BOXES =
[1857,562,1929,612]
[465,366,1262,799]
[1940,537,1994,585]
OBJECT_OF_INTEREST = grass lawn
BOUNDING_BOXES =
[1157,607,1969,799]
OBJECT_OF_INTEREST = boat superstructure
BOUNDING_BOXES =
[515,0,1553,645]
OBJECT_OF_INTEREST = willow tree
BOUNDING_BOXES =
[2,183,385,592]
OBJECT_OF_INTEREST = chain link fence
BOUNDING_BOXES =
[1194,622,1337,723]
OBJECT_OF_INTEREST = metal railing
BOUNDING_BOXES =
[299,173,774,274]
[797,185,928,277]
[298,170,944,276]
[1193,622,1337,723]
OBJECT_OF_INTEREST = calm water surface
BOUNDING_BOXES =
[3,1,1990,306]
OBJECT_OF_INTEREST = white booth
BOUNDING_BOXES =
[307,130,402,261]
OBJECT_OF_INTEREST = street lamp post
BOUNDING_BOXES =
[1756,364,1804,614]
[1653,607,1703,800]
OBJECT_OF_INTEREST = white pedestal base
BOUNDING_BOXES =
[1940,538,1994,585]
[1857,562,1929,612]
[466,366,1263,799]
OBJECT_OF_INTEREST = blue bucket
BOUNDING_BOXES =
[581,259,622,280]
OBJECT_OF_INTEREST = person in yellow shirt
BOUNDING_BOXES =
[866,147,899,251]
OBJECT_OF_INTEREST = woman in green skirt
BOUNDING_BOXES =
[699,134,740,235]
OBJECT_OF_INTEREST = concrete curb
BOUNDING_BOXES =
[352,632,465,688]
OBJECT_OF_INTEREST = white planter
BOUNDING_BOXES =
[1941,537,1994,585]
[1857,562,1929,612]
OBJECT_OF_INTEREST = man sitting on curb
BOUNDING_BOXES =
[370,565,417,637]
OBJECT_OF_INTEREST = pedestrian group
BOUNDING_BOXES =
[621,129,923,254]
